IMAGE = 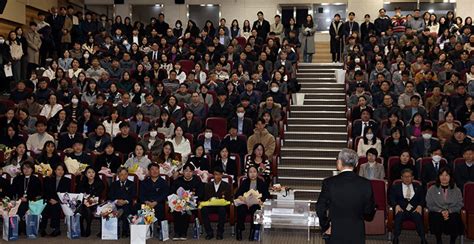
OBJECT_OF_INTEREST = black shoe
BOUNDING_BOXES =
[50,229,61,237]
[205,234,214,240]
[236,229,242,241]
[392,238,399,244]
[122,232,130,238]
[40,229,47,237]
[216,234,223,240]
[249,229,255,241]
[421,240,429,244]
[96,231,102,238]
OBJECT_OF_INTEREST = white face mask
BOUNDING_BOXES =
[355,67,361,71]
[432,155,442,162]
[355,58,360,63]
[422,133,432,140]
[271,87,279,93]
[0,38,4,44]
[83,53,90,59]
[366,133,374,140]
[237,112,245,118]
[149,131,157,137]
[204,132,212,139]
[71,98,79,104]
[176,23,181,28]
[123,40,128,45]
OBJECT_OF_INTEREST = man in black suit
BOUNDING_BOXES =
[352,108,378,139]
[108,167,137,237]
[389,168,427,244]
[57,120,83,152]
[411,125,441,160]
[40,163,71,237]
[208,90,235,120]
[201,167,233,240]
[221,126,248,164]
[197,127,221,158]
[419,148,445,187]
[316,148,375,244]
[455,147,474,191]
[230,105,254,137]
[252,11,270,40]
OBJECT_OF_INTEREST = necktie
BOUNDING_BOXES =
[121,182,125,189]
[405,185,411,200]
[435,163,439,172]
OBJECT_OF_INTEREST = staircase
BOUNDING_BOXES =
[278,63,347,202]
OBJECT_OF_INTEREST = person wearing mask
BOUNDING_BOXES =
[412,125,442,160]
[426,168,464,244]
[108,167,136,238]
[230,105,254,137]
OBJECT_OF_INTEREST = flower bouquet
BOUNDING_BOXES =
[98,167,114,177]
[128,204,157,225]
[1,197,20,241]
[64,157,88,175]
[34,163,53,177]
[167,187,197,215]
[83,194,99,208]
[58,193,83,216]
[128,164,148,181]
[194,169,210,183]
[2,164,20,178]
[96,202,121,220]
[0,197,20,217]
[257,163,267,174]
[233,189,262,207]
[159,162,175,177]
[0,146,13,161]
[198,197,231,209]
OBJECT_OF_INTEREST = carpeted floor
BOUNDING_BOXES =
[4,224,470,244]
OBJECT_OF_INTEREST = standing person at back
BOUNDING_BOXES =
[316,148,375,244]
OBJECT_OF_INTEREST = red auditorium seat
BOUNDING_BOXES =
[365,179,387,235]
[464,182,474,240]
[205,117,228,138]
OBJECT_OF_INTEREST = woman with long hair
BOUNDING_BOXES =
[77,166,105,237]
[37,140,62,170]
[244,143,272,185]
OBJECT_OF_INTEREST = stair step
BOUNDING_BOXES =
[285,131,347,140]
[297,73,335,78]
[304,93,345,99]
[284,139,347,148]
[298,77,337,82]
[280,156,337,167]
[300,87,344,92]
[279,167,334,178]
[290,110,346,118]
[278,177,324,188]
[287,117,347,125]
[281,147,342,158]
[304,99,346,105]
[296,69,338,74]
[291,105,346,111]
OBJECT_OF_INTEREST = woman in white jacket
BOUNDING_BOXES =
[167,126,191,163]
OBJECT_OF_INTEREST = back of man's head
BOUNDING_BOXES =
[337,148,359,169]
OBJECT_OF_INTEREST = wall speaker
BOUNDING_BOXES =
[0,0,7,15]
[175,0,185,4]
[114,0,125,4]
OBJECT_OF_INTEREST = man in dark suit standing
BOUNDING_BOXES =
[252,11,270,40]
[109,167,136,238]
[389,168,428,244]
[316,148,375,244]
[201,167,232,240]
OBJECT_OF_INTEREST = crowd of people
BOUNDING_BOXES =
[0,5,308,241]
[339,8,474,244]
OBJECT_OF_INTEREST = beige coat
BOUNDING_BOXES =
[25,30,42,64]
[247,128,276,158]
[62,15,73,43]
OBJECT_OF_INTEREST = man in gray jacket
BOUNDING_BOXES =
[407,9,425,33]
